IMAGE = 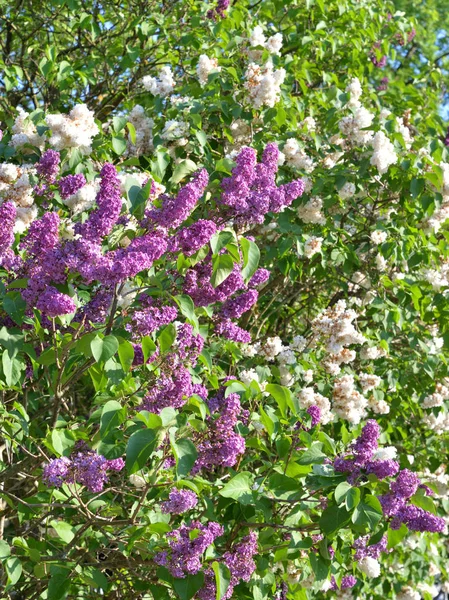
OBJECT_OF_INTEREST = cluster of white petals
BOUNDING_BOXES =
[46,104,99,154]
[244,61,286,108]
[142,66,175,97]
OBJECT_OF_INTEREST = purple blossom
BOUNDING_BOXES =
[154,521,223,578]
[131,305,178,336]
[390,469,420,499]
[75,163,122,241]
[353,535,388,561]
[161,489,198,514]
[392,505,445,533]
[43,445,124,492]
[140,367,193,413]
[58,173,86,199]
[43,457,71,487]
[176,219,217,256]
[20,211,60,257]
[249,268,270,287]
[36,287,76,317]
[220,289,258,319]
[146,169,208,229]
[444,127,449,147]
[193,392,245,473]
[307,405,321,427]
[366,459,399,480]
[0,202,16,259]
[215,318,251,343]
[206,0,230,19]
[198,532,258,600]
[37,150,60,182]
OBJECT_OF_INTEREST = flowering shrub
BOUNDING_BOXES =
[1,0,449,599]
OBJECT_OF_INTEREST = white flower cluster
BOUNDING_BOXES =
[332,374,368,424]
[225,120,255,158]
[338,181,356,200]
[396,587,421,600]
[297,197,326,224]
[303,236,323,258]
[298,386,333,424]
[423,381,449,408]
[0,162,37,232]
[249,25,283,54]
[125,105,154,157]
[254,336,284,361]
[422,409,449,434]
[244,61,286,109]
[422,259,449,290]
[371,230,387,244]
[239,368,268,394]
[373,446,397,461]
[359,373,382,392]
[142,66,175,97]
[396,116,412,148]
[339,106,374,145]
[46,104,99,154]
[422,465,449,497]
[357,556,381,578]
[370,131,397,174]
[312,299,365,358]
[424,162,449,232]
[283,138,315,172]
[197,55,221,87]
[10,108,44,150]
[360,345,387,360]
[62,181,98,214]
[346,77,363,108]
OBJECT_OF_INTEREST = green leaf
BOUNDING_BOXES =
[210,229,237,254]
[118,340,135,372]
[0,327,24,357]
[174,295,197,324]
[100,400,126,439]
[351,495,383,528]
[170,159,198,184]
[212,562,231,600]
[309,553,330,582]
[142,335,156,362]
[47,566,71,600]
[240,238,260,282]
[6,557,22,586]
[3,293,27,325]
[126,428,159,474]
[113,115,128,133]
[0,540,10,560]
[2,350,23,386]
[219,472,254,504]
[297,442,326,465]
[319,505,351,535]
[387,523,408,549]
[50,520,75,543]
[211,254,235,288]
[173,572,204,600]
[172,438,198,479]
[90,335,119,363]
[112,135,127,155]
[335,482,360,510]
[158,323,177,354]
[265,384,296,417]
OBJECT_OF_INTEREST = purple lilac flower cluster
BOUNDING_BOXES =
[58,173,86,199]
[154,521,223,578]
[192,390,245,473]
[198,532,259,600]
[330,575,357,591]
[220,143,305,227]
[353,535,388,561]
[160,489,198,514]
[334,421,445,533]
[36,150,60,183]
[379,469,445,533]
[334,419,399,484]
[206,0,230,19]
[0,202,17,265]
[43,443,124,493]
